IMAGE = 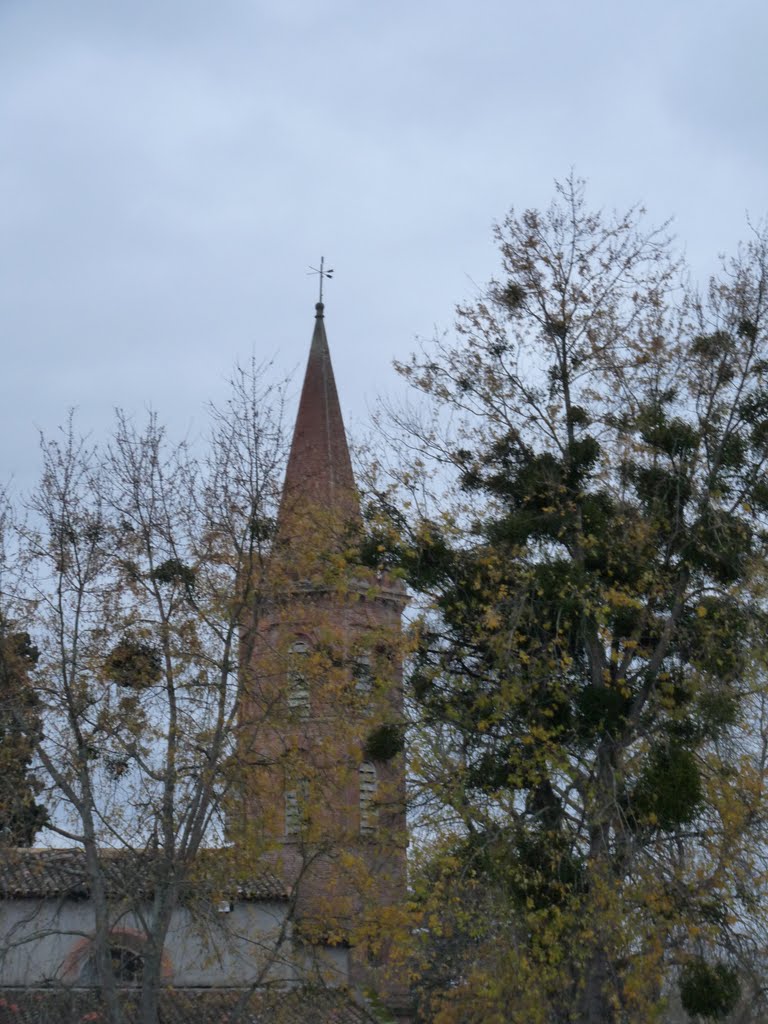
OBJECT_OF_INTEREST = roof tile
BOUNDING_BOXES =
[0,849,287,902]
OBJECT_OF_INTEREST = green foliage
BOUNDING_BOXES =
[495,280,526,311]
[575,684,630,737]
[632,744,703,830]
[382,178,768,1022]
[103,636,162,689]
[150,557,196,591]
[363,723,405,762]
[0,623,48,846]
[679,959,741,1020]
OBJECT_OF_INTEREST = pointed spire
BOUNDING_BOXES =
[277,302,360,539]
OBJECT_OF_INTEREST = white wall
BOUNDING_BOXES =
[0,897,296,988]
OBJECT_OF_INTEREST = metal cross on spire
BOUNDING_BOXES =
[307,257,334,304]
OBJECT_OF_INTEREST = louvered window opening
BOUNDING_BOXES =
[353,656,373,695]
[359,762,378,835]
[285,779,309,836]
[287,641,310,717]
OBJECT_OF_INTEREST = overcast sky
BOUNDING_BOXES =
[1,0,767,493]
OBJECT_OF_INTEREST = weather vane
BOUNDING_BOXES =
[307,256,334,304]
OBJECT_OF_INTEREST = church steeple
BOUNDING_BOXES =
[278,302,360,534]
[241,294,408,1013]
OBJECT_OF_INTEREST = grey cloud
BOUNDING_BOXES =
[0,0,766,491]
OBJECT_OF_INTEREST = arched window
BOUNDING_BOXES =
[359,762,378,835]
[287,640,310,717]
[78,941,144,984]
[65,929,172,986]
[285,777,310,837]
[108,945,144,982]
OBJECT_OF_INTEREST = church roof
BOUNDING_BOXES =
[278,302,360,535]
[0,848,287,902]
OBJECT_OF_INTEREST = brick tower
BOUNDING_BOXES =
[239,301,408,1005]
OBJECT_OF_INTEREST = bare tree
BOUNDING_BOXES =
[2,362,295,1023]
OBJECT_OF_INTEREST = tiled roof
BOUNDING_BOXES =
[0,849,287,902]
[0,987,380,1024]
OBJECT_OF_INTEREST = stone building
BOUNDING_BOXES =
[0,302,410,1023]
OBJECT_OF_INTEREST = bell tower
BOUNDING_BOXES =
[239,301,408,1000]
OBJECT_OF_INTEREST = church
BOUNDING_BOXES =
[0,302,411,1024]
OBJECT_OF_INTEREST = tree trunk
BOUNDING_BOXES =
[138,879,176,1024]
[577,948,615,1024]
